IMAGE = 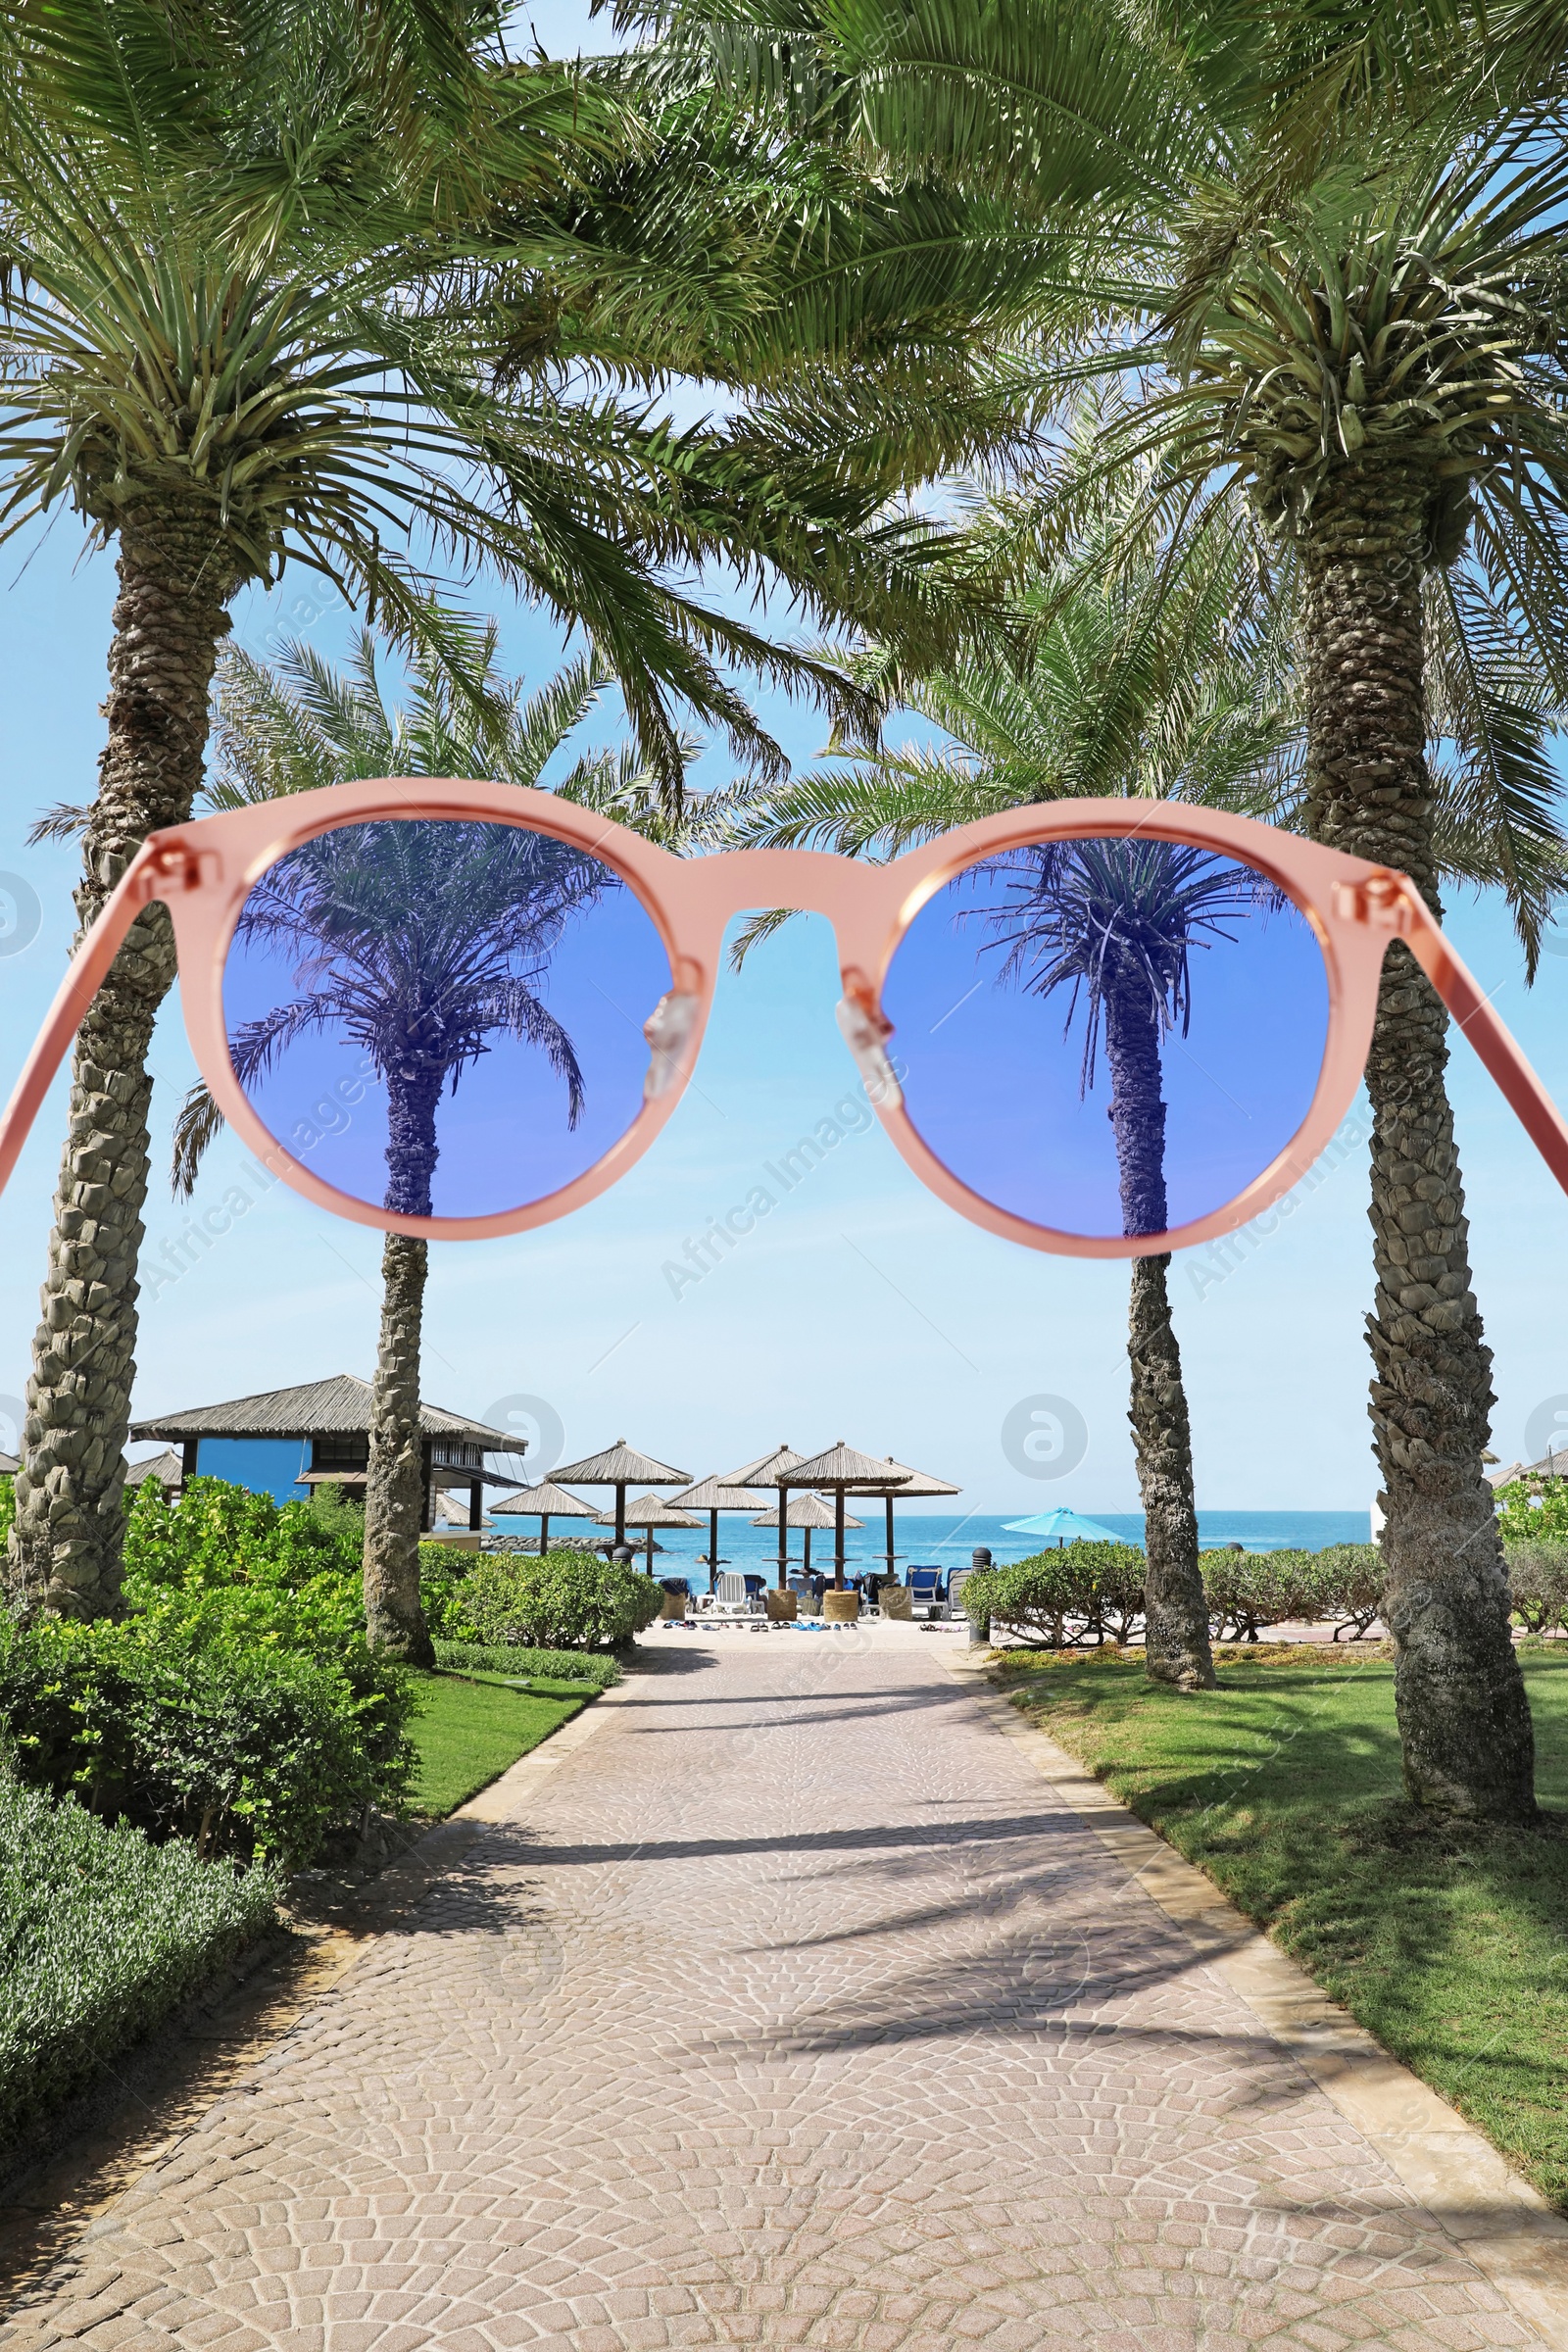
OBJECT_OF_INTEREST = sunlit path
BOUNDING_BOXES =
[3,1632,1538,2350]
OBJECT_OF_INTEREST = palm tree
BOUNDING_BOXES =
[725,462,1564,1692]
[991,841,1281,1688]
[0,0,969,1620]
[231,819,603,1660]
[174,621,712,1657]
[654,0,1568,1815]
[728,514,1298,1689]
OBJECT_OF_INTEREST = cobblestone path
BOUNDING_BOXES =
[3,1634,1541,2349]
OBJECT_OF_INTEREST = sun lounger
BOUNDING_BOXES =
[701,1570,767,1630]
[907,1566,947,1622]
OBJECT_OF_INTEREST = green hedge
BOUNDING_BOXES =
[0,1612,417,1866]
[961,1540,1388,1647]
[0,1774,276,2144]
[0,1478,417,1868]
[432,1641,621,1688]
[439,1549,662,1650]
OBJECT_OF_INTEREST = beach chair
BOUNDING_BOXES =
[710,1570,766,1629]
[907,1566,947,1622]
[945,1566,974,1621]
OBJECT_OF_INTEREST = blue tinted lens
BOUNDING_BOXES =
[881,835,1330,1240]
[221,815,671,1218]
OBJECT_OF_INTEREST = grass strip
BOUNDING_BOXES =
[0,1776,277,2147]
[432,1640,620,1689]
[998,1642,1568,2211]
[408,1670,591,1816]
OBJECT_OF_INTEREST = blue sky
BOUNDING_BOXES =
[1,5,1565,1514]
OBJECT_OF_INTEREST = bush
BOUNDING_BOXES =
[124,1473,362,1599]
[1494,1479,1568,1544]
[963,1542,1385,1651]
[419,1544,472,1639]
[1504,1539,1568,1635]
[960,1544,1148,1647]
[444,1548,662,1650]
[0,1609,417,1866]
[0,1773,276,2144]
[1309,1544,1385,1640]
[1200,1547,1322,1641]
[432,1641,621,1688]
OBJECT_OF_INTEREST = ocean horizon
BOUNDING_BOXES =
[489,1506,1372,1573]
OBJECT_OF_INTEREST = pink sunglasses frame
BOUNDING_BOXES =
[2,778,1566,1259]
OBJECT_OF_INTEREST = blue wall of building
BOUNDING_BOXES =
[194,1437,312,1506]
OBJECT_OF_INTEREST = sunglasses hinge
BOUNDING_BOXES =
[1332,874,1415,934]
[135,844,221,900]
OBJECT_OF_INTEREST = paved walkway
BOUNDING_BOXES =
[3,1632,1544,2349]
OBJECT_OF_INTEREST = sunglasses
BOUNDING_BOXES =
[4,780,1565,1258]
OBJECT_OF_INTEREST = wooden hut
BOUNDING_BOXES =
[130,1373,511,1530]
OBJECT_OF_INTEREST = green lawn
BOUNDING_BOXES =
[998,1642,1568,2209]
[408,1670,592,1817]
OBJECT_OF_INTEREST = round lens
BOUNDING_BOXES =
[220,815,672,1219]
[880,833,1330,1240]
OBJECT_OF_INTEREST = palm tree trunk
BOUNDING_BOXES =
[1302,458,1534,1819]
[1104,975,1215,1689]
[7,512,233,1620]
[364,1064,443,1661]
[364,1231,435,1664]
[1128,1254,1213,1686]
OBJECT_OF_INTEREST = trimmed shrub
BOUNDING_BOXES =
[444,1548,662,1650]
[1503,1539,1568,1635]
[0,1774,276,2144]
[1071,1543,1149,1643]
[961,1536,1385,1649]
[1309,1544,1385,1640]
[432,1642,621,1688]
[0,1610,417,1866]
[959,1545,1147,1647]
[1200,1548,1320,1641]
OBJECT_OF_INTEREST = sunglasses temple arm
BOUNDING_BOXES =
[1400,898,1568,1193]
[0,850,166,1203]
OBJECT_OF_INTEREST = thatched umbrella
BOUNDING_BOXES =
[668,1476,762,1592]
[552,1439,692,1547]
[490,1477,597,1553]
[720,1443,809,1588]
[594,1491,703,1570]
[846,1453,961,1580]
[782,1442,912,1589]
[750,1491,861,1580]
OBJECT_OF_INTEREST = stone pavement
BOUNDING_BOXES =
[2,1629,1549,2350]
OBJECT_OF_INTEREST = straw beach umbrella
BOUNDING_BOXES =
[668,1476,762,1592]
[750,1492,861,1580]
[847,1453,961,1580]
[594,1492,702,1570]
[782,1443,911,1590]
[720,1443,809,1588]
[552,1439,692,1547]
[490,1478,597,1554]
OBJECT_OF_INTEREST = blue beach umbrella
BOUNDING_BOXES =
[1003,1506,1124,1546]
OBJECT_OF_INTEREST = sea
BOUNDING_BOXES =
[544,1508,1371,1577]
